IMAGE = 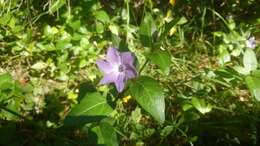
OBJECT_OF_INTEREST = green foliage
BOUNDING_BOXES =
[0,0,259,145]
[148,50,172,74]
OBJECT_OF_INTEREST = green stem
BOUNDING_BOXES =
[125,0,130,42]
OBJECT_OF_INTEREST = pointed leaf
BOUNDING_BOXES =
[69,92,112,116]
[130,76,165,123]
[139,13,156,47]
[65,92,113,126]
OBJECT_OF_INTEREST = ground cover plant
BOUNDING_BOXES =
[0,0,260,145]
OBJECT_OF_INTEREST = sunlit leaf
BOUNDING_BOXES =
[191,97,212,114]
[65,92,113,126]
[109,24,119,35]
[69,92,112,116]
[218,45,230,65]
[31,61,48,70]
[95,10,110,23]
[130,76,165,123]
[176,16,188,25]
[243,49,257,72]
[233,66,250,75]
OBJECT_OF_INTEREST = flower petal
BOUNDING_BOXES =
[246,36,256,49]
[125,64,137,79]
[115,74,126,92]
[106,47,121,64]
[100,73,117,84]
[96,60,113,73]
[121,52,135,65]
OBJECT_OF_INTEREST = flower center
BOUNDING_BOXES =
[118,64,125,72]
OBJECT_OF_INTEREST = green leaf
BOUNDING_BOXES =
[243,49,257,72]
[148,50,171,74]
[95,10,110,23]
[43,25,52,36]
[231,48,242,57]
[49,0,66,14]
[100,122,119,146]
[0,73,13,87]
[68,20,81,31]
[31,61,48,70]
[69,92,112,116]
[65,92,113,126]
[96,22,104,34]
[91,122,119,146]
[245,72,260,101]
[130,76,165,123]
[191,97,212,114]
[213,31,224,37]
[160,125,173,137]
[176,16,188,25]
[109,24,119,35]
[0,13,12,26]
[233,66,250,75]
[183,111,200,122]
[139,13,156,48]
[218,45,230,65]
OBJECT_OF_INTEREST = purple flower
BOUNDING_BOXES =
[246,36,256,49]
[96,47,137,92]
